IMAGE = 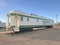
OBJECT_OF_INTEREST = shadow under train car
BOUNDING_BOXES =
[19,28,33,32]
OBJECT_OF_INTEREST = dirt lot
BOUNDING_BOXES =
[0,28,60,45]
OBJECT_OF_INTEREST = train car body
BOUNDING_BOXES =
[6,10,54,32]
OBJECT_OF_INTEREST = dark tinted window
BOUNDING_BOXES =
[27,17,29,21]
[21,16,23,21]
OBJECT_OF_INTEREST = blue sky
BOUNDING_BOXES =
[0,0,60,22]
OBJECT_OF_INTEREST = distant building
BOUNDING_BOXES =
[0,23,6,28]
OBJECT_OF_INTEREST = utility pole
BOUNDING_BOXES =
[56,14,58,22]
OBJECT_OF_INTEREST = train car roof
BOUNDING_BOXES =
[7,10,53,21]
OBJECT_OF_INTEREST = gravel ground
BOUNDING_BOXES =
[0,28,60,45]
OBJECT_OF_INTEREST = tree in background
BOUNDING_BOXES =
[0,21,1,23]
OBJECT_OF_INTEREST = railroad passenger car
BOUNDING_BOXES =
[6,10,54,32]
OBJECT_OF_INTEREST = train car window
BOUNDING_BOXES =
[37,19,38,22]
[27,17,29,21]
[21,16,23,21]
[43,21,44,24]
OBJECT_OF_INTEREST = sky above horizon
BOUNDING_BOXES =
[0,0,60,22]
